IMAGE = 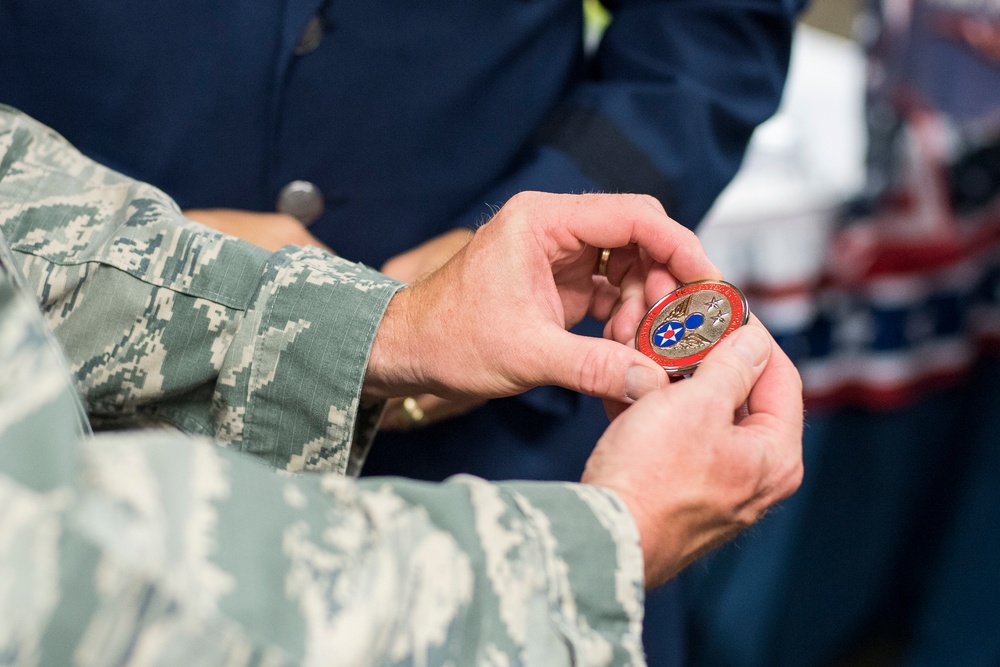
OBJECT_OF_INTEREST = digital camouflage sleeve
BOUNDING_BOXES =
[0,106,646,665]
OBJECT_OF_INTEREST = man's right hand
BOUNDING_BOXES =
[582,319,804,589]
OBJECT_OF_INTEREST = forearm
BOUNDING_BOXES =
[36,242,400,473]
[13,432,644,666]
[0,249,646,665]
[0,105,402,474]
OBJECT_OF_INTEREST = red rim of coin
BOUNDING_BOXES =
[635,280,749,375]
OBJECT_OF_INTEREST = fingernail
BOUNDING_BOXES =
[625,365,665,401]
[729,326,769,368]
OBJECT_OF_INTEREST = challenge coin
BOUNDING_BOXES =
[636,280,749,376]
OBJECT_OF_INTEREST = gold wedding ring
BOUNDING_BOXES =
[596,247,612,277]
[400,396,426,425]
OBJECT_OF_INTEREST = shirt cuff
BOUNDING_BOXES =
[494,480,646,666]
[216,246,402,474]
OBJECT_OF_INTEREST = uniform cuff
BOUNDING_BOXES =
[227,246,402,474]
[497,480,646,666]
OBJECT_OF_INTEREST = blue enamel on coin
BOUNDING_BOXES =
[654,321,685,347]
[684,312,704,329]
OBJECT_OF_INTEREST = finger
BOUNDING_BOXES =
[601,244,641,286]
[687,323,772,412]
[378,397,411,430]
[605,253,650,345]
[735,330,805,506]
[589,277,622,323]
[742,332,804,432]
[644,261,684,307]
[591,245,653,345]
[604,289,648,347]
[602,308,637,347]
[602,397,630,422]
[419,394,487,425]
[528,193,722,283]
[534,329,668,402]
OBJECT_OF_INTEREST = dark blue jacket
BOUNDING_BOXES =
[1,0,800,262]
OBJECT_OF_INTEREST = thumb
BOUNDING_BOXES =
[539,331,668,402]
[688,323,771,410]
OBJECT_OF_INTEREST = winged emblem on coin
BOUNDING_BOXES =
[651,295,713,350]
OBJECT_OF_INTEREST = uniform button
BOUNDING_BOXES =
[294,15,325,56]
[277,180,324,226]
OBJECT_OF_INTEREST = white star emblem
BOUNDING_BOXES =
[655,322,684,347]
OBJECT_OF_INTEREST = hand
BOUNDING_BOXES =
[363,191,722,402]
[378,228,482,428]
[184,208,332,253]
[581,320,804,589]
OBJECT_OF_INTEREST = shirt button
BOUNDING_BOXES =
[294,15,325,56]
[277,180,325,226]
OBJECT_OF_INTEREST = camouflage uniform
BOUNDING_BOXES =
[0,105,645,666]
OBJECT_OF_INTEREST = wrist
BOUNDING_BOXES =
[612,488,663,588]
[363,287,422,400]
[587,479,678,589]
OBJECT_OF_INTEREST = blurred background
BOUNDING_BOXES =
[685,0,1000,665]
[803,0,864,38]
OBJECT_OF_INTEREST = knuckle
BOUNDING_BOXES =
[637,193,667,215]
[791,460,805,490]
[673,225,699,247]
[575,345,616,397]
[733,508,760,532]
[719,483,764,531]
[759,439,804,506]
[780,457,805,498]
[507,191,539,208]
